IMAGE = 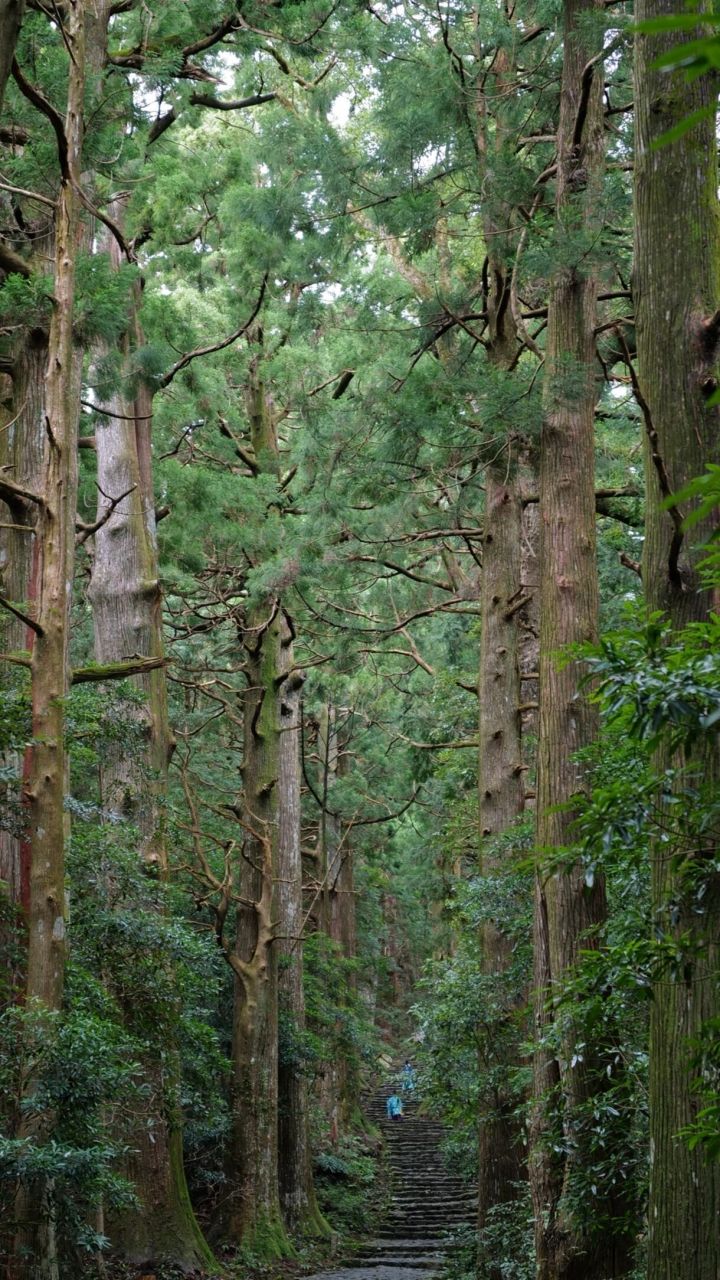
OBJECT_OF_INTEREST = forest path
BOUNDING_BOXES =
[305,1086,476,1280]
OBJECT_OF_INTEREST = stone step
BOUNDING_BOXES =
[354,1259,441,1272]
[389,1187,474,1198]
[355,1239,447,1252]
[389,1189,467,1197]
[388,1210,474,1221]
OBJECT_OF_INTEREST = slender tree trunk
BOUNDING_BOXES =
[327,718,360,1129]
[528,3,632,1275]
[12,5,85,1275]
[318,702,337,938]
[634,4,720,1275]
[86,223,213,1272]
[277,619,328,1236]
[316,702,340,1134]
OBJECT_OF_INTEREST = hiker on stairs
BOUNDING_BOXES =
[386,1092,404,1120]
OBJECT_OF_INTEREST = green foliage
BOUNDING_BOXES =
[73,253,138,344]
[0,271,53,328]
[0,1000,139,1260]
[585,611,720,750]
[678,1017,720,1159]
[303,932,376,1083]
[412,821,534,1180]
[448,1197,536,1280]
[313,1132,380,1234]
[579,592,720,1167]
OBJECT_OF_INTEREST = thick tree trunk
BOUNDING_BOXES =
[0,0,24,112]
[86,226,212,1271]
[472,34,539,1255]
[87,287,167,855]
[227,350,290,1256]
[0,331,46,921]
[634,4,720,1275]
[229,599,288,1252]
[277,620,328,1236]
[476,471,526,1268]
[528,3,632,1275]
[12,5,85,1275]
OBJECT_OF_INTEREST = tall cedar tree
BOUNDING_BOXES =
[228,339,291,1255]
[473,24,537,1250]
[529,0,633,1275]
[11,2,85,1274]
[277,622,329,1234]
[86,216,213,1269]
[634,2,720,1275]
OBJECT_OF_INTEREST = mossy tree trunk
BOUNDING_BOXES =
[330,862,359,1125]
[528,2,632,1274]
[634,4,720,1275]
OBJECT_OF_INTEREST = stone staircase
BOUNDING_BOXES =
[305,1086,476,1280]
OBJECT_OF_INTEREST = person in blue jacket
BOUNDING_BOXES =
[401,1060,417,1094]
[386,1093,404,1120]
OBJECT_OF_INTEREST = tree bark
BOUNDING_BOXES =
[528,2,632,1274]
[0,327,47,923]
[12,4,85,1275]
[0,0,24,112]
[634,4,720,1275]
[477,471,526,1268]
[471,31,540,1260]
[86,219,213,1272]
[277,619,328,1236]
[229,598,288,1252]
[327,713,360,1130]
[226,347,290,1256]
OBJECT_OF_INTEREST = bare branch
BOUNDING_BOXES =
[615,326,685,586]
[0,475,44,513]
[0,594,44,636]
[76,484,136,545]
[0,240,31,278]
[190,89,277,112]
[71,654,167,685]
[80,398,153,422]
[12,58,69,179]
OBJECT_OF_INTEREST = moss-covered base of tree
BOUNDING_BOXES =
[108,1127,216,1275]
[169,1126,218,1271]
[239,1211,296,1261]
[294,1201,333,1240]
